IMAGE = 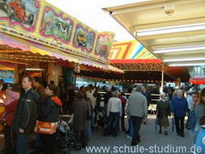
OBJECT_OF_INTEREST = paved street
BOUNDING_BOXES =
[0,115,193,154]
[71,114,192,154]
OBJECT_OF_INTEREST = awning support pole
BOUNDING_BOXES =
[160,69,164,93]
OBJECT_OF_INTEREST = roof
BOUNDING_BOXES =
[108,40,190,81]
[109,40,157,60]
[104,0,205,67]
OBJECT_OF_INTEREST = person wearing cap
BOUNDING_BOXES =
[156,93,171,135]
[126,86,147,146]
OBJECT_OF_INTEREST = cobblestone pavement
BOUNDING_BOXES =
[71,115,193,154]
[0,115,193,154]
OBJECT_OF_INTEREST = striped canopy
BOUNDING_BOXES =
[109,40,157,60]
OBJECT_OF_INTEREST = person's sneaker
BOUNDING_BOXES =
[158,129,162,134]
[180,134,185,137]
[165,131,168,136]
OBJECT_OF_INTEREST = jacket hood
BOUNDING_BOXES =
[51,96,63,106]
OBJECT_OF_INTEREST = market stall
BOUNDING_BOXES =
[0,0,123,84]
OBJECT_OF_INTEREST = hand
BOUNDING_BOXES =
[19,128,24,133]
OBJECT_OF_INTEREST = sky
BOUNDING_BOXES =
[46,0,147,42]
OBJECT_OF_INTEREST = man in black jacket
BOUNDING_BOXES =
[12,76,39,154]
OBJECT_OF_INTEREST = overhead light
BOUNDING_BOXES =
[25,68,44,71]
[164,57,205,62]
[154,45,205,54]
[137,23,205,36]
[169,63,205,67]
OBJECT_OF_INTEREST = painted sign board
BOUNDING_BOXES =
[0,0,40,32]
[40,4,74,44]
[72,22,96,53]
[95,32,114,58]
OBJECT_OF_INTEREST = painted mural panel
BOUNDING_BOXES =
[95,32,114,58]
[73,23,96,53]
[0,0,40,32]
[40,5,74,44]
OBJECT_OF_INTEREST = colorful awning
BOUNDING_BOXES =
[189,76,205,85]
[0,62,14,70]
[109,40,157,60]
[0,33,29,51]
[109,40,163,71]
[0,33,123,73]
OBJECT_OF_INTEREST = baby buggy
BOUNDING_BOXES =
[57,119,82,154]
[95,106,107,128]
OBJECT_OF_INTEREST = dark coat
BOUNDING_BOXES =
[12,88,38,133]
[156,99,171,127]
[36,85,46,105]
[72,98,88,131]
[157,100,171,117]
[38,95,62,122]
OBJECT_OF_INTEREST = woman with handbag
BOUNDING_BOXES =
[156,93,171,135]
[37,84,62,154]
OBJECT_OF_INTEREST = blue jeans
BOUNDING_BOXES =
[15,133,28,154]
[128,118,134,137]
[104,112,120,137]
[86,120,92,141]
[189,129,195,145]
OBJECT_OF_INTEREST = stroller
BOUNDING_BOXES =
[95,106,107,128]
[57,118,82,154]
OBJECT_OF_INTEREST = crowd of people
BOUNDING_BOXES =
[0,77,63,154]
[1,77,205,154]
[156,87,205,154]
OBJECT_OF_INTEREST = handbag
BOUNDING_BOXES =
[34,120,58,134]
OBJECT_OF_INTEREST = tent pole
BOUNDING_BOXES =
[160,69,164,93]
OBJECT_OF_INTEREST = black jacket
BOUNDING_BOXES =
[12,88,38,133]
[38,95,62,122]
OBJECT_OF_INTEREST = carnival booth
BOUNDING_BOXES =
[0,0,123,85]
[108,40,190,83]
